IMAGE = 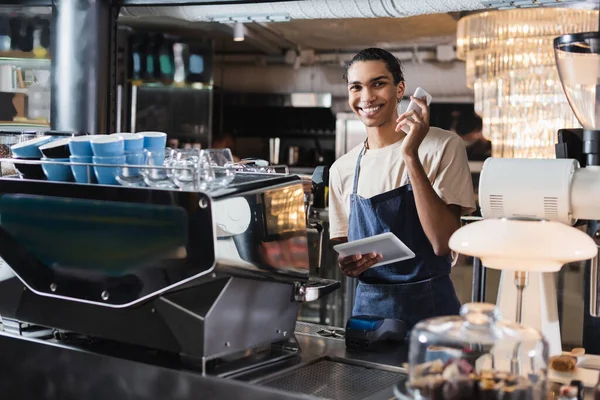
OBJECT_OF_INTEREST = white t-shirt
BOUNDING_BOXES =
[329,127,476,239]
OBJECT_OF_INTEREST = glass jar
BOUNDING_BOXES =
[407,303,548,399]
[0,130,38,175]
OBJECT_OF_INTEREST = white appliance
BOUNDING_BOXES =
[450,31,600,361]
[451,157,600,355]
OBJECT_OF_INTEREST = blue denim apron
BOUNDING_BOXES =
[349,145,461,330]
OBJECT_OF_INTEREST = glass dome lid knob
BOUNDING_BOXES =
[460,302,502,327]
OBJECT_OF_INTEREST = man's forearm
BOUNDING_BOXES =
[405,155,460,255]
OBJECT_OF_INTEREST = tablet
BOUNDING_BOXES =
[333,232,415,268]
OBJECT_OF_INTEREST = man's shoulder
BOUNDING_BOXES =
[420,126,464,156]
[331,143,363,174]
[424,126,461,146]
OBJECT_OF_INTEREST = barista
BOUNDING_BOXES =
[328,48,476,329]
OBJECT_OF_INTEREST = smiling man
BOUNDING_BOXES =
[329,48,476,330]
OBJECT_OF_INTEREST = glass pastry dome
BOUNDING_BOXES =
[406,303,548,400]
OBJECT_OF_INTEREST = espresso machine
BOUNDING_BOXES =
[0,170,339,367]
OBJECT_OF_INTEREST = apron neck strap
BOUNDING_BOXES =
[352,144,367,195]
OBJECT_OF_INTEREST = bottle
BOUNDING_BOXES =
[186,44,206,84]
[20,18,33,52]
[173,42,186,86]
[142,34,155,82]
[0,17,11,52]
[157,35,174,85]
[32,18,47,58]
[130,34,145,82]
[40,19,50,51]
[9,17,20,51]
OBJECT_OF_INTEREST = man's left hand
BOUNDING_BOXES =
[395,96,430,157]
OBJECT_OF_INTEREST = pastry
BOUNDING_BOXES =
[549,355,577,373]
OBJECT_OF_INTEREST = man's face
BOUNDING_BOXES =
[346,60,405,128]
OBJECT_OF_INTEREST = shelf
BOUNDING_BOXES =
[0,120,49,126]
[131,81,213,90]
[0,54,51,69]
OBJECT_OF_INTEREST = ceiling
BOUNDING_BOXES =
[119,12,462,56]
[263,14,459,51]
[118,0,593,56]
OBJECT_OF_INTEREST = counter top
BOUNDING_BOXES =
[242,321,408,400]
[0,322,408,400]
[0,321,592,399]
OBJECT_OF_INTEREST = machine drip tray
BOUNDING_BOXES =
[295,321,345,340]
[255,357,406,400]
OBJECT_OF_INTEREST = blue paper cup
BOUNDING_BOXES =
[70,155,96,183]
[93,155,126,185]
[41,157,73,182]
[112,133,144,151]
[69,135,94,157]
[90,135,125,157]
[139,131,167,150]
[11,136,53,158]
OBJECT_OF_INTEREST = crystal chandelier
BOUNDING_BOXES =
[456,8,598,158]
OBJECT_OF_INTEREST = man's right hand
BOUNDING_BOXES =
[338,252,382,278]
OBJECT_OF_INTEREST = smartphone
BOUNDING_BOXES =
[400,87,433,133]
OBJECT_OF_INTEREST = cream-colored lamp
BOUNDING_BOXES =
[449,218,597,355]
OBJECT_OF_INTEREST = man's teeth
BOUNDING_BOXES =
[362,105,382,113]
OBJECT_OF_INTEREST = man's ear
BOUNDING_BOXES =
[397,81,406,102]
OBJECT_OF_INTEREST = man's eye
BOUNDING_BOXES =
[350,85,361,91]
[374,82,383,87]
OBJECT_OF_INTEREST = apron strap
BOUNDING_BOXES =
[352,145,366,195]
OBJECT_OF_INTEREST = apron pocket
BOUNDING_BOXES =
[353,279,437,330]
[430,274,461,317]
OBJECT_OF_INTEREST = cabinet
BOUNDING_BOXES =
[0,51,50,130]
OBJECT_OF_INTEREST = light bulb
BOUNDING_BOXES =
[233,22,245,42]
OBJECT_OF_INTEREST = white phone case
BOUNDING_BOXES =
[333,232,416,268]
[400,87,433,133]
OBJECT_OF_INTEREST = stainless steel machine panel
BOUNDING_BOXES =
[0,173,308,308]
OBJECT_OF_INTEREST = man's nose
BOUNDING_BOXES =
[360,87,376,103]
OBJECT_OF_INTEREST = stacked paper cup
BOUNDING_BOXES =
[89,135,125,185]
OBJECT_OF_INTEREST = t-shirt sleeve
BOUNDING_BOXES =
[328,165,349,239]
[432,136,477,215]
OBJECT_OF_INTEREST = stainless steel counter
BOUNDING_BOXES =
[0,321,596,399]
[0,321,408,400]
[246,321,408,400]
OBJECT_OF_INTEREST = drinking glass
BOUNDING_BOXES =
[201,148,236,188]
[170,149,214,191]
[141,148,176,189]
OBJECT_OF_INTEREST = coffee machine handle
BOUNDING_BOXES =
[294,277,340,302]
[307,221,324,272]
